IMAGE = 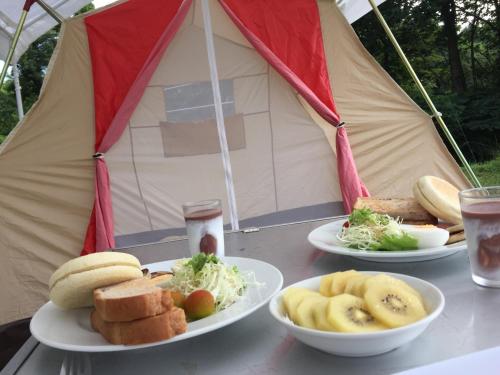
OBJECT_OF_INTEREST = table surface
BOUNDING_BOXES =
[7,219,500,375]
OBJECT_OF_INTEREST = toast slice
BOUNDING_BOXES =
[93,277,174,322]
[90,307,187,345]
[354,197,437,225]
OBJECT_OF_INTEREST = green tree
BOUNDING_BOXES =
[0,3,94,139]
[353,0,500,163]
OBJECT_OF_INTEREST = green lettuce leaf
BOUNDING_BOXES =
[373,233,418,251]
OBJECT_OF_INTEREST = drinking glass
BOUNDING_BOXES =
[459,186,500,287]
[182,199,224,257]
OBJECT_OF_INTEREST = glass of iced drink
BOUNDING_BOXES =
[460,186,500,287]
[183,199,224,257]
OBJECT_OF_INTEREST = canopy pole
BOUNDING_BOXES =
[367,0,481,188]
[36,0,64,23]
[201,0,240,231]
[0,11,28,89]
[0,0,63,90]
[12,60,24,120]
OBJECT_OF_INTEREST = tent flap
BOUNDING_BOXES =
[219,0,368,212]
[82,0,193,254]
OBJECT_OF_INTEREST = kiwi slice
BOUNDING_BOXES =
[361,274,423,302]
[311,298,336,331]
[329,270,359,296]
[364,284,427,328]
[327,294,387,333]
[282,288,319,322]
[295,295,328,329]
[344,275,371,297]
[319,273,335,297]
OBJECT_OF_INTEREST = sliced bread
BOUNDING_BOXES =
[93,277,174,322]
[353,197,437,224]
[50,265,143,309]
[90,307,187,345]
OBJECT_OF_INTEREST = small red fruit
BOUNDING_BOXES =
[170,290,185,308]
[183,290,216,320]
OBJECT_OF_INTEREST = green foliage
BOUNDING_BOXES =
[468,155,500,186]
[353,0,500,163]
[0,3,94,140]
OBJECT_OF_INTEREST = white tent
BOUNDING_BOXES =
[0,0,471,325]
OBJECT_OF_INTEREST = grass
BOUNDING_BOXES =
[467,155,500,186]
[0,135,4,143]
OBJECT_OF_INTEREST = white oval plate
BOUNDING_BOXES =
[30,257,283,352]
[308,219,467,262]
[269,272,445,356]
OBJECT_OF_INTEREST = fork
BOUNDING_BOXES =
[59,352,92,375]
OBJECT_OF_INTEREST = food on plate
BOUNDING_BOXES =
[413,176,462,225]
[93,277,174,322]
[337,209,418,251]
[327,294,387,332]
[364,284,427,328]
[171,290,186,308]
[183,290,216,320]
[282,288,319,322]
[344,274,371,297]
[403,225,450,249]
[360,274,422,302]
[49,252,143,309]
[294,294,327,329]
[354,197,437,225]
[319,270,359,297]
[283,271,428,333]
[90,306,187,345]
[90,274,187,344]
[159,253,248,314]
[338,209,450,251]
[446,231,465,245]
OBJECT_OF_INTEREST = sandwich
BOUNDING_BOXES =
[91,276,187,345]
[49,252,143,309]
[353,197,437,225]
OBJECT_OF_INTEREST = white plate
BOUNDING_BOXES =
[308,219,467,262]
[269,272,445,356]
[30,257,283,352]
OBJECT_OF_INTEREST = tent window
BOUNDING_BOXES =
[164,80,235,122]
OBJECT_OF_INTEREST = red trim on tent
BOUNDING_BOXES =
[219,0,369,212]
[82,0,192,254]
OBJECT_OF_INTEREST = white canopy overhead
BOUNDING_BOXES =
[0,0,91,61]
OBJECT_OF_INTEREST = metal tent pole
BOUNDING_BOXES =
[36,0,64,23]
[0,11,28,89]
[0,0,63,90]
[13,60,24,120]
[201,0,240,230]
[367,0,481,188]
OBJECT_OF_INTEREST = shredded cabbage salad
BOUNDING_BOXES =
[160,254,253,312]
[337,208,418,251]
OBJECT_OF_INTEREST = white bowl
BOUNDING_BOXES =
[269,272,445,357]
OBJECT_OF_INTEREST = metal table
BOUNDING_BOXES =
[5,219,500,374]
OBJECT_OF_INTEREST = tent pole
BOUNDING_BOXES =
[36,0,64,23]
[0,0,63,90]
[12,60,24,120]
[0,11,28,89]
[367,0,481,188]
[201,0,240,231]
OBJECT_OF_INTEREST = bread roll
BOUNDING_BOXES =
[413,176,462,224]
[49,252,143,309]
